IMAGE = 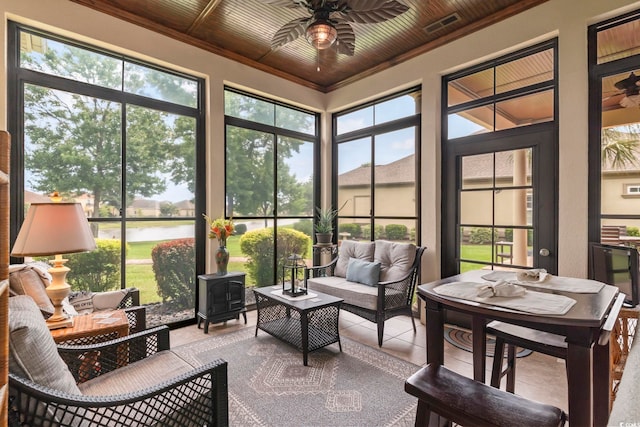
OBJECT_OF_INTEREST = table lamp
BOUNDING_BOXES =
[11,202,96,328]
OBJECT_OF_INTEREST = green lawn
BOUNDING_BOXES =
[459,244,531,272]
[123,230,313,301]
[125,264,161,303]
[127,241,168,259]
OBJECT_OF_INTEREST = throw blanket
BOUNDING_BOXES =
[9,262,52,283]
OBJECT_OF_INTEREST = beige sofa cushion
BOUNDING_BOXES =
[8,295,81,395]
[374,240,416,282]
[335,240,375,277]
[307,276,380,311]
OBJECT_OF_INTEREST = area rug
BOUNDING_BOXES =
[172,327,419,426]
[445,326,532,358]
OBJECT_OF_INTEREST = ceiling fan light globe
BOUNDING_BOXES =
[305,20,338,49]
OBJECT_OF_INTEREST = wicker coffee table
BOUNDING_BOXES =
[254,286,343,366]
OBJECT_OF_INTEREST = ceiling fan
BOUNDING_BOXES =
[258,0,409,57]
[604,72,640,108]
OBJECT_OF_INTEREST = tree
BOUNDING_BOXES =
[225,92,314,221]
[602,125,640,169]
[22,42,196,217]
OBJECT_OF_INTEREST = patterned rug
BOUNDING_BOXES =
[445,327,533,358]
[172,328,419,426]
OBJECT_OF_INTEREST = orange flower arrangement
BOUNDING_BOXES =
[203,213,234,246]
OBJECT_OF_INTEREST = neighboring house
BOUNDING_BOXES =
[338,154,416,220]
[175,199,195,217]
[127,198,161,217]
[601,155,640,230]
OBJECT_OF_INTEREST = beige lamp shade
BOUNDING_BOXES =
[11,202,96,257]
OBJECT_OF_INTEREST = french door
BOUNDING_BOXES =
[442,125,558,277]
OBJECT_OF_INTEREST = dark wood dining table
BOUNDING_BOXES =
[418,270,624,427]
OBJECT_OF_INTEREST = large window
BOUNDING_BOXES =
[224,88,319,290]
[589,10,640,248]
[442,40,558,276]
[9,23,205,328]
[333,88,421,245]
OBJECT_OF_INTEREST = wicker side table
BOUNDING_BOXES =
[51,310,129,345]
[51,310,130,383]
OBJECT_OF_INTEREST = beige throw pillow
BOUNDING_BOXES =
[9,266,54,317]
[374,240,416,282]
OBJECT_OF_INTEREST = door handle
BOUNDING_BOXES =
[539,248,550,257]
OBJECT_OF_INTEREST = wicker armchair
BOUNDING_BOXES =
[8,296,228,427]
[307,241,425,347]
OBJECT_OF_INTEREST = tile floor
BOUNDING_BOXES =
[170,308,569,415]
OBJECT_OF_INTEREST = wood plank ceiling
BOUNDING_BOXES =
[70,0,549,92]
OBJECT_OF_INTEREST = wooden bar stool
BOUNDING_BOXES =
[488,320,567,393]
[405,363,567,427]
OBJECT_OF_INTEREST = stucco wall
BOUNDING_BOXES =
[3,0,640,279]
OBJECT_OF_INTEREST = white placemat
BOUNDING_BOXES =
[481,271,604,293]
[270,289,317,301]
[434,282,577,315]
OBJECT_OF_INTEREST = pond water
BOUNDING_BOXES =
[98,224,194,242]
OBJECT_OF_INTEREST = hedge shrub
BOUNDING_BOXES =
[385,224,408,240]
[469,228,497,244]
[235,223,248,235]
[67,239,123,292]
[362,224,385,240]
[338,223,362,238]
[240,228,310,287]
[151,238,195,309]
[293,219,313,237]
[628,226,640,237]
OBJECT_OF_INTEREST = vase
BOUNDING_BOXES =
[215,244,229,276]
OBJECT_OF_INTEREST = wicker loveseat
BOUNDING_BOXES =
[8,295,228,427]
[306,240,425,347]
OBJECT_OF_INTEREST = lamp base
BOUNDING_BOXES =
[46,258,72,327]
[46,317,74,330]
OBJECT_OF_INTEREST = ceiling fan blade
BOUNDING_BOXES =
[335,22,355,56]
[342,0,409,24]
[271,18,308,49]
[256,0,309,8]
[603,91,625,101]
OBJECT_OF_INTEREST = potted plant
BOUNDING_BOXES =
[314,202,346,245]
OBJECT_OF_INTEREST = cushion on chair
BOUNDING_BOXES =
[9,264,54,317]
[307,276,384,311]
[79,351,196,396]
[335,240,375,278]
[92,289,128,311]
[346,257,381,286]
[374,240,416,282]
[8,295,81,395]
